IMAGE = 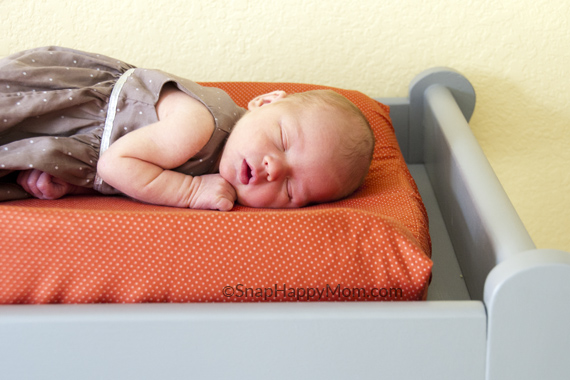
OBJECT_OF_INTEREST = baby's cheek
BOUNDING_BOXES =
[234,186,258,207]
[236,186,282,208]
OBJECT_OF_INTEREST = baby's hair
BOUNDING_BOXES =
[287,90,375,199]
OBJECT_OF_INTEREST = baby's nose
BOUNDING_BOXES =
[264,155,287,182]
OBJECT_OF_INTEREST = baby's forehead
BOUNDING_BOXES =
[289,101,354,130]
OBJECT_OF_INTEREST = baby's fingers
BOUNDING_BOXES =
[212,185,236,211]
[216,198,234,211]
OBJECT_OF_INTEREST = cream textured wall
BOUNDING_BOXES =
[1,0,569,251]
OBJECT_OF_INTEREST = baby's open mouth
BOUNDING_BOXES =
[240,159,253,185]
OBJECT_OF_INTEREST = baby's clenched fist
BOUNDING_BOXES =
[189,174,236,211]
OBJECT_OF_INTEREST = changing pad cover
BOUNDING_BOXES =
[0,82,432,303]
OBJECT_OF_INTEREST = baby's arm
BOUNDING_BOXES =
[97,86,236,210]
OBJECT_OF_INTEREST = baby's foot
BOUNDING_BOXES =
[17,169,77,200]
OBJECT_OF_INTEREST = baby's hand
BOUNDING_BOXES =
[190,174,236,211]
[17,170,76,200]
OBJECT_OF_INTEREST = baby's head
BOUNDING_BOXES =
[219,89,375,208]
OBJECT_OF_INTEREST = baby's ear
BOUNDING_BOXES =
[248,90,287,110]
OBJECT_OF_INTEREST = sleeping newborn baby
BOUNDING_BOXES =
[0,46,375,210]
[218,89,375,208]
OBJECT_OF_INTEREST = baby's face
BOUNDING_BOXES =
[219,94,350,208]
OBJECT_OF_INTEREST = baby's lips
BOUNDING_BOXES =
[239,159,251,185]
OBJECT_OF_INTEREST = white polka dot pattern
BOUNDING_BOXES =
[0,82,432,303]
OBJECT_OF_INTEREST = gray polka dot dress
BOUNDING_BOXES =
[0,46,246,201]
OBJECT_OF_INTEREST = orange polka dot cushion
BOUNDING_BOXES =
[0,82,432,303]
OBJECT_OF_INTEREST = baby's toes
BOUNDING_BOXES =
[36,173,64,199]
